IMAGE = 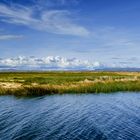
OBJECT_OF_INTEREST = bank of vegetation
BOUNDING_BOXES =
[0,71,140,96]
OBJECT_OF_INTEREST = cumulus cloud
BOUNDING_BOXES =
[0,56,100,70]
[0,4,89,36]
[0,56,137,71]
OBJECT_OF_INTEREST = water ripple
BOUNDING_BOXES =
[0,92,140,140]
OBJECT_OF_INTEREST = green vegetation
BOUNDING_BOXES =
[0,71,140,96]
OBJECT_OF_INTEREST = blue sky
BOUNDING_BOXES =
[0,0,140,69]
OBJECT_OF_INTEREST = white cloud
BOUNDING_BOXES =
[0,4,89,36]
[56,0,79,5]
[0,56,100,70]
[0,55,137,70]
[32,0,79,7]
[0,34,23,40]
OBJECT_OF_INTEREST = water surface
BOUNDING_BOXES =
[0,92,140,140]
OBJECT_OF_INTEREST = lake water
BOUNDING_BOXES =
[0,92,140,140]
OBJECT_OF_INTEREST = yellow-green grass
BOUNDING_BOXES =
[0,71,140,96]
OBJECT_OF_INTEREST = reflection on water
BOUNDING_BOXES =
[0,92,140,140]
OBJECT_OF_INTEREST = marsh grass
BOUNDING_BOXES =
[0,71,140,96]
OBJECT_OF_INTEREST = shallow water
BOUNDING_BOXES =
[0,92,140,140]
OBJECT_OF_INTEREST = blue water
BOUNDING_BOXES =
[0,92,140,140]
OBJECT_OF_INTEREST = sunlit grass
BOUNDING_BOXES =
[0,71,140,96]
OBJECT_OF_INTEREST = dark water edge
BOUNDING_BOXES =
[0,92,140,140]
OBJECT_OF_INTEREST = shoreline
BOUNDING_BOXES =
[0,71,140,96]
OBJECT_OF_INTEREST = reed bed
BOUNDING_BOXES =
[0,71,140,96]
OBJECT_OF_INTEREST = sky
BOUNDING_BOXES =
[0,0,140,70]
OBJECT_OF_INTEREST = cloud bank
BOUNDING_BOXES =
[0,56,100,71]
[0,56,138,71]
